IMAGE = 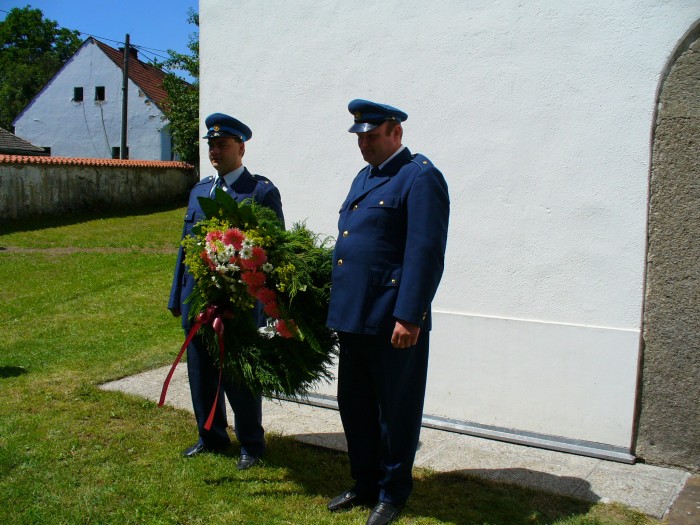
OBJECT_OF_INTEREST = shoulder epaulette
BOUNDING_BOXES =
[409,153,433,170]
[194,175,214,187]
[252,173,273,185]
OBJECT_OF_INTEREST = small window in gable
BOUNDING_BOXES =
[73,87,83,102]
[95,86,105,101]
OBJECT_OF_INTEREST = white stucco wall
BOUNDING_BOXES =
[13,39,171,161]
[200,1,700,451]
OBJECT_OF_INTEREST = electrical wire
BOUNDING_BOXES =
[1,8,196,73]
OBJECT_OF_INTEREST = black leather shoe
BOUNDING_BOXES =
[182,442,227,458]
[366,502,403,525]
[327,490,377,512]
[236,454,260,470]
[182,442,207,457]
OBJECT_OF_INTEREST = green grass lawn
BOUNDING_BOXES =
[0,207,660,525]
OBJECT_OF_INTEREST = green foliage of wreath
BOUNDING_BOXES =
[182,189,338,397]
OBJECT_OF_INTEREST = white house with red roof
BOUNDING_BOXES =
[12,37,176,161]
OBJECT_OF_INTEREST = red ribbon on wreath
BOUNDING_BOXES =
[159,304,228,431]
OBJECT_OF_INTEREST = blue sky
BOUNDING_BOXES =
[1,0,199,70]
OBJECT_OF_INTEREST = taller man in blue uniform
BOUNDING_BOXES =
[326,100,450,525]
[168,113,284,469]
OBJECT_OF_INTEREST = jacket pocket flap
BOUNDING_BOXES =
[367,194,399,208]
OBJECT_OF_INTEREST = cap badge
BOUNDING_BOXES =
[354,111,362,120]
[213,125,220,131]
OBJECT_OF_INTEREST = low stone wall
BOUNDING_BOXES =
[0,155,197,220]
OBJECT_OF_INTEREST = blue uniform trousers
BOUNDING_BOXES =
[186,334,265,457]
[337,330,429,505]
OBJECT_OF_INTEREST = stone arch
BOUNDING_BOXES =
[636,20,700,471]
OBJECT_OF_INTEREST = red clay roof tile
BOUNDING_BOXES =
[93,38,182,110]
[0,154,193,169]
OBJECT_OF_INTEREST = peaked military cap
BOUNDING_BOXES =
[203,113,252,141]
[347,99,408,133]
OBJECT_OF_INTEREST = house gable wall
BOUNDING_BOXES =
[13,40,171,161]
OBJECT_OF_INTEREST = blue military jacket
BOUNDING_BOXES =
[326,147,450,336]
[168,168,284,330]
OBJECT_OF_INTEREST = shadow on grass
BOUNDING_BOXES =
[0,201,186,236]
[411,469,596,524]
[0,365,29,378]
[254,436,597,525]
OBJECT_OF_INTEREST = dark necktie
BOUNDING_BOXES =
[210,176,225,197]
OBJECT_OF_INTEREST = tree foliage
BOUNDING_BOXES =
[160,9,199,166]
[0,7,81,130]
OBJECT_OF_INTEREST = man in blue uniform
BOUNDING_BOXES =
[326,100,450,525]
[168,113,284,469]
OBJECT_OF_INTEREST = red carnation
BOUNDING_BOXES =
[263,301,281,319]
[241,246,268,270]
[251,246,267,264]
[205,230,223,244]
[256,287,277,305]
[223,228,245,250]
[240,258,257,271]
[241,271,266,296]
[275,319,297,339]
[201,251,215,270]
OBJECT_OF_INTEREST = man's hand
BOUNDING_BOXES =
[170,308,181,318]
[391,319,420,348]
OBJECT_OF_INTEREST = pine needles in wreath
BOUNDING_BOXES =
[182,188,338,397]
